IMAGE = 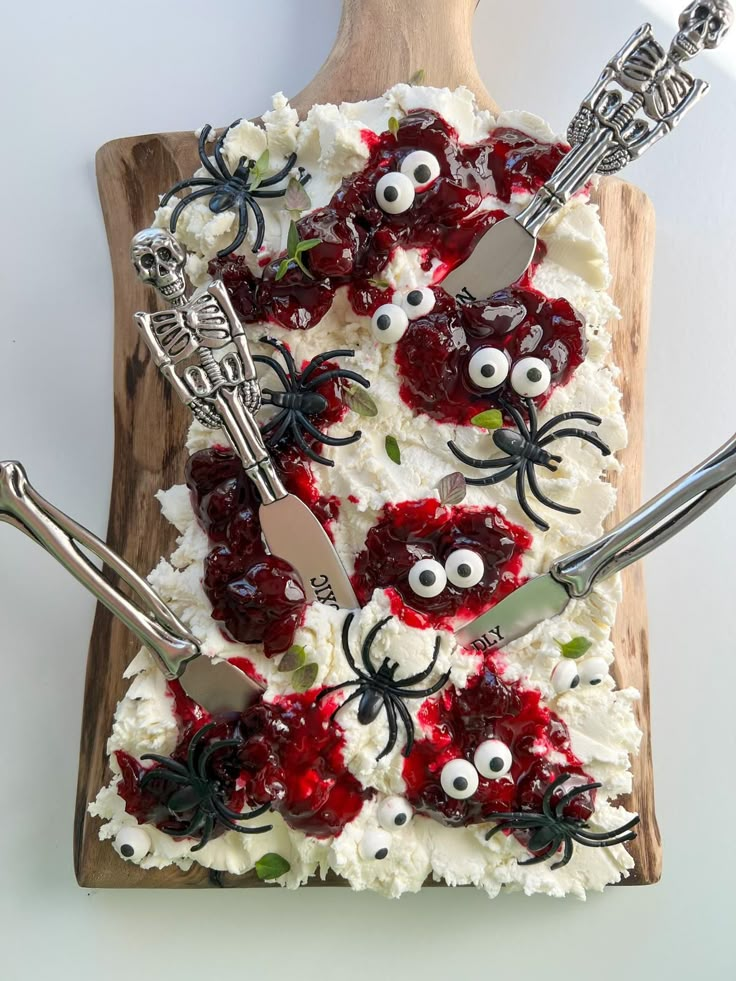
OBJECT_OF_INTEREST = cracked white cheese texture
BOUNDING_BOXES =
[90,86,642,899]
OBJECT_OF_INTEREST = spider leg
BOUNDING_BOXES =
[518,837,561,866]
[196,737,242,783]
[570,830,638,848]
[291,420,335,467]
[361,616,394,678]
[328,687,365,724]
[448,440,522,473]
[340,612,363,677]
[498,397,531,441]
[175,808,207,839]
[394,636,441,687]
[139,768,191,789]
[315,680,362,704]
[485,819,546,840]
[212,797,272,827]
[516,466,550,531]
[299,349,357,385]
[248,198,266,253]
[216,198,250,258]
[527,465,581,516]
[391,695,416,758]
[304,368,371,391]
[253,355,292,393]
[139,755,190,778]
[542,773,573,820]
[523,398,537,441]
[169,187,220,231]
[573,814,641,839]
[196,124,225,180]
[256,337,299,379]
[551,836,575,870]
[536,411,603,439]
[256,152,298,188]
[538,429,612,457]
[396,668,452,699]
[190,813,215,851]
[187,723,215,770]
[298,414,361,447]
[160,177,221,207]
[376,696,398,761]
[553,781,602,819]
[258,409,290,440]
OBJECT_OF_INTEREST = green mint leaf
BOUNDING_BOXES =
[471,409,504,430]
[284,177,311,214]
[255,853,291,881]
[278,645,307,673]
[387,116,400,138]
[556,637,593,660]
[249,148,270,191]
[275,258,291,282]
[294,254,314,280]
[385,435,401,465]
[409,69,426,85]
[368,278,389,290]
[292,661,319,692]
[295,237,322,255]
[286,219,300,259]
[437,472,467,507]
[343,383,377,418]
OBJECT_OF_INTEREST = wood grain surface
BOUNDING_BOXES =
[74,0,661,889]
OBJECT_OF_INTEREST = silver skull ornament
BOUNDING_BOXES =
[674,0,733,58]
[130,228,187,303]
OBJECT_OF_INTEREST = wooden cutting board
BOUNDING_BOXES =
[74,0,661,888]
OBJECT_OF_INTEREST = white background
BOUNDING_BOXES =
[1,1,734,978]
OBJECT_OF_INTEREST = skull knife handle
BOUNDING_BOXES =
[516,1,733,238]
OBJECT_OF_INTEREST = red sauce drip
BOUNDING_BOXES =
[395,286,587,425]
[209,111,569,331]
[402,663,593,835]
[238,693,370,837]
[352,499,531,628]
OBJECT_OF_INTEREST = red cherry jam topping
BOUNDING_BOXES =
[402,663,593,833]
[352,499,531,628]
[185,446,338,656]
[210,111,569,331]
[395,286,587,425]
[238,693,370,837]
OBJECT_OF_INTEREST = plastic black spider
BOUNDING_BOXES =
[253,337,371,467]
[315,613,451,761]
[160,121,310,258]
[448,397,611,531]
[140,723,272,851]
[484,773,640,871]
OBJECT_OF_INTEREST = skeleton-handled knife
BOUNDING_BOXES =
[131,228,359,611]
[456,428,736,653]
[442,1,733,301]
[0,461,263,714]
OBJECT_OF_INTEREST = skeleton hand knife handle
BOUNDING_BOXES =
[130,227,285,504]
[517,0,733,237]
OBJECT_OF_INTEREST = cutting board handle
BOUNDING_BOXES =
[290,0,498,115]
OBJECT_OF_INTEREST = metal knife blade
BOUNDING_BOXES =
[176,654,263,716]
[455,573,570,652]
[441,216,536,301]
[259,494,359,610]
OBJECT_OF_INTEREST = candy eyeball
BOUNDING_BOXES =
[114,825,151,863]
[376,172,416,214]
[473,739,513,779]
[371,303,409,344]
[510,357,552,398]
[359,828,392,861]
[377,796,413,831]
[408,558,447,598]
[445,549,484,589]
[440,758,479,800]
[551,659,581,693]
[468,347,510,390]
[578,656,610,687]
[399,287,436,320]
[400,150,441,190]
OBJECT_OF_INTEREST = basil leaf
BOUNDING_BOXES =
[278,645,307,673]
[387,116,400,138]
[409,69,426,85]
[292,661,319,692]
[556,637,593,660]
[286,219,299,258]
[471,409,503,430]
[438,472,467,507]
[385,435,401,465]
[284,177,311,214]
[343,384,378,418]
[255,853,291,881]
